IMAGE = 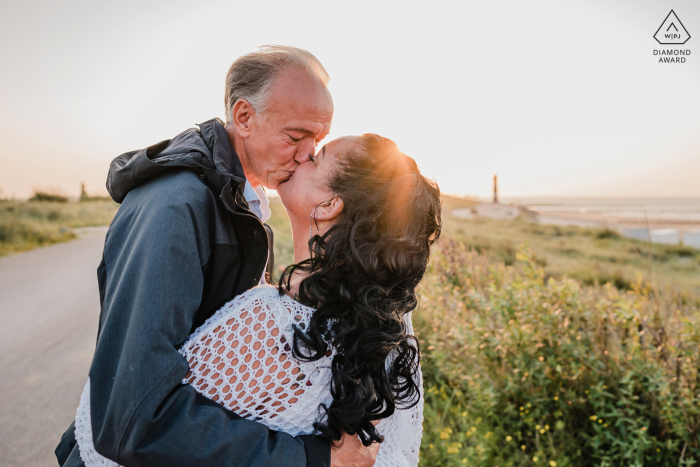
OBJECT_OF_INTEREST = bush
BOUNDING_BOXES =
[415,239,700,466]
[595,229,622,240]
[28,190,68,202]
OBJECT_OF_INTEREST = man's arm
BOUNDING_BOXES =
[89,172,320,466]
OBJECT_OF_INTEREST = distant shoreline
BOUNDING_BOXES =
[450,195,700,233]
[535,210,700,232]
[491,196,700,231]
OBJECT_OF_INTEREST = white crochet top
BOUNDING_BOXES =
[75,285,423,466]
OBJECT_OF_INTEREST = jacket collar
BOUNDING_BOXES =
[106,118,252,219]
[198,118,246,183]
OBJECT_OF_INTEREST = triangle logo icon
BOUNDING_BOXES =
[654,10,691,44]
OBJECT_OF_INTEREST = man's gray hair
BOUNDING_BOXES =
[224,45,330,123]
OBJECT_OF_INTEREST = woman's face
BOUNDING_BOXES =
[276,136,356,223]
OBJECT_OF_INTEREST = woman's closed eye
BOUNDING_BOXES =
[309,146,324,164]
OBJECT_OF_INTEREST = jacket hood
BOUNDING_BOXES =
[106,118,247,209]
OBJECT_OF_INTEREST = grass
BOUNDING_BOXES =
[267,196,294,275]
[0,198,118,256]
[415,241,700,467]
[414,215,700,466]
[442,215,700,302]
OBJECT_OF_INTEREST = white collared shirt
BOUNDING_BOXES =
[243,181,271,223]
[243,181,271,283]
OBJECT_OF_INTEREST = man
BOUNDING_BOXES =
[56,46,379,467]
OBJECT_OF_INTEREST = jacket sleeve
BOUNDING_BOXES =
[89,172,329,467]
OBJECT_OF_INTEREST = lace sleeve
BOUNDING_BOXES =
[179,285,335,436]
[373,312,424,467]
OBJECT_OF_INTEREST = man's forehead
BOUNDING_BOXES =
[267,69,333,118]
[283,118,332,135]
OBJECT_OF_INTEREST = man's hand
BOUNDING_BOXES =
[330,432,380,467]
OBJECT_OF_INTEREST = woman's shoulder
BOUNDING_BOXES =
[182,285,281,344]
[216,284,281,313]
[234,283,280,302]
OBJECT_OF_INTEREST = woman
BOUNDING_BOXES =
[75,134,442,466]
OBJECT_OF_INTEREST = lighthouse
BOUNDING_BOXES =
[493,174,499,204]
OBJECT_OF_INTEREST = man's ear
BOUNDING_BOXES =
[231,99,254,137]
[315,197,344,222]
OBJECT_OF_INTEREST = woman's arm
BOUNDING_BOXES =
[180,287,333,436]
[373,312,424,467]
[372,365,424,467]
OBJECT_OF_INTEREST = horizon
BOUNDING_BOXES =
[6,187,700,203]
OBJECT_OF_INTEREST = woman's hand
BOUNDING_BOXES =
[330,422,381,467]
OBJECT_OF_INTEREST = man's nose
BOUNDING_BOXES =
[294,139,316,164]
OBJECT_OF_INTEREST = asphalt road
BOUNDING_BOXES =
[0,228,106,467]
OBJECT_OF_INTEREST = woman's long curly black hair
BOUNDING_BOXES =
[278,134,442,446]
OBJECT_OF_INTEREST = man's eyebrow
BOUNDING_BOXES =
[283,127,315,134]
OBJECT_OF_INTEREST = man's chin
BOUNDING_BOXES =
[274,179,290,196]
[275,174,294,189]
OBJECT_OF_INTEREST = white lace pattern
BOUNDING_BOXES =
[74,285,423,466]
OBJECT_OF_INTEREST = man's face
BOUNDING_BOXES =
[242,68,333,189]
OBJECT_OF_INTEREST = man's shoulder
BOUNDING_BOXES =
[128,170,215,211]
[107,171,219,263]
[112,171,222,237]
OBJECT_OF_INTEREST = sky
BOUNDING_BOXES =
[0,0,698,199]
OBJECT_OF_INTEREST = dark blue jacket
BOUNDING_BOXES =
[55,119,330,467]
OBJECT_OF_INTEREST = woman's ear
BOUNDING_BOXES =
[314,196,344,222]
